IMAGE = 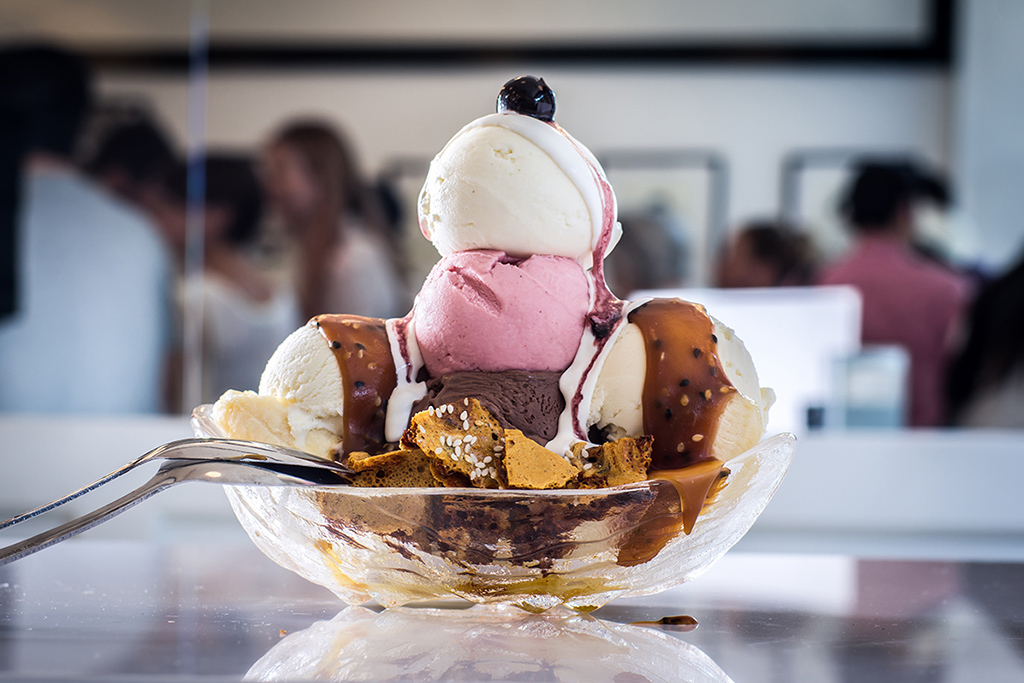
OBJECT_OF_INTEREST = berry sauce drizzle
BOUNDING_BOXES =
[550,121,625,445]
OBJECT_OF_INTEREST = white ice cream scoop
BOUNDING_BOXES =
[587,315,774,463]
[418,112,621,270]
[214,324,347,460]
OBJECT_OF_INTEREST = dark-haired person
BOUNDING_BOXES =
[0,46,172,413]
[818,163,970,427]
[149,155,300,404]
[947,250,1024,428]
[86,116,176,214]
[717,221,818,288]
[604,208,688,296]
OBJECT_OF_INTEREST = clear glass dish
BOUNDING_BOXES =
[192,404,794,612]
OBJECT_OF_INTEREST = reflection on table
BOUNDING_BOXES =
[246,605,728,682]
[3,541,1024,682]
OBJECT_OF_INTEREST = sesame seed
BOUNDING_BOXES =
[463,398,469,406]
[692,434,704,442]
[474,420,484,427]
[463,420,470,430]
[435,447,443,454]
[454,445,462,456]
[494,445,504,452]
[711,334,718,344]
[451,454,458,461]
[460,410,468,420]
[331,341,341,349]
[703,390,712,400]
[428,406,435,416]
[680,379,690,387]
[676,442,686,452]
[583,463,593,471]
[692,348,702,359]
[680,395,690,406]
[720,386,732,393]
[367,362,377,370]
[483,456,492,464]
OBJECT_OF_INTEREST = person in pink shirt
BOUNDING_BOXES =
[818,163,970,427]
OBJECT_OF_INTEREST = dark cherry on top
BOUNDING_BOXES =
[497,76,556,121]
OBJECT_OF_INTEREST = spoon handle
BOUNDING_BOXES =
[0,471,177,567]
[0,455,153,532]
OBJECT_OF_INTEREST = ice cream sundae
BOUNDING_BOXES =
[201,77,785,608]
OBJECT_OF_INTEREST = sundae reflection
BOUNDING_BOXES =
[245,605,733,682]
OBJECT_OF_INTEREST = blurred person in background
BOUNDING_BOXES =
[150,155,300,404]
[947,248,1024,428]
[818,163,971,427]
[604,206,688,295]
[261,120,408,321]
[0,46,172,413]
[86,114,176,217]
[717,220,818,288]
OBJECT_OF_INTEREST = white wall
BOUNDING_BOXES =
[955,0,1024,270]
[98,66,951,231]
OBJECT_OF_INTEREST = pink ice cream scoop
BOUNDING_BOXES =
[415,250,590,376]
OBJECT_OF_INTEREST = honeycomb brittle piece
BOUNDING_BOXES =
[504,429,580,489]
[571,436,654,488]
[402,398,505,488]
[347,448,438,488]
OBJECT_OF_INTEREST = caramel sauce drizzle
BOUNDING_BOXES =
[313,314,397,455]
[650,458,726,535]
[616,459,726,567]
[631,615,699,632]
[628,299,736,470]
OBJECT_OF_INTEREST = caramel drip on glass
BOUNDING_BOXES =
[650,459,726,534]
[615,459,726,567]
[313,315,397,455]
[628,299,735,470]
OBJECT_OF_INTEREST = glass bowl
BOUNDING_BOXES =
[192,404,794,612]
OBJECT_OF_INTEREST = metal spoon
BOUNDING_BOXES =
[0,438,353,566]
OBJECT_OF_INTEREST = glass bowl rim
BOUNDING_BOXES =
[191,403,795,500]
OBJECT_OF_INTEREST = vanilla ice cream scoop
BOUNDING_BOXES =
[418,78,621,269]
[213,324,347,460]
[585,300,774,467]
[213,315,400,461]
